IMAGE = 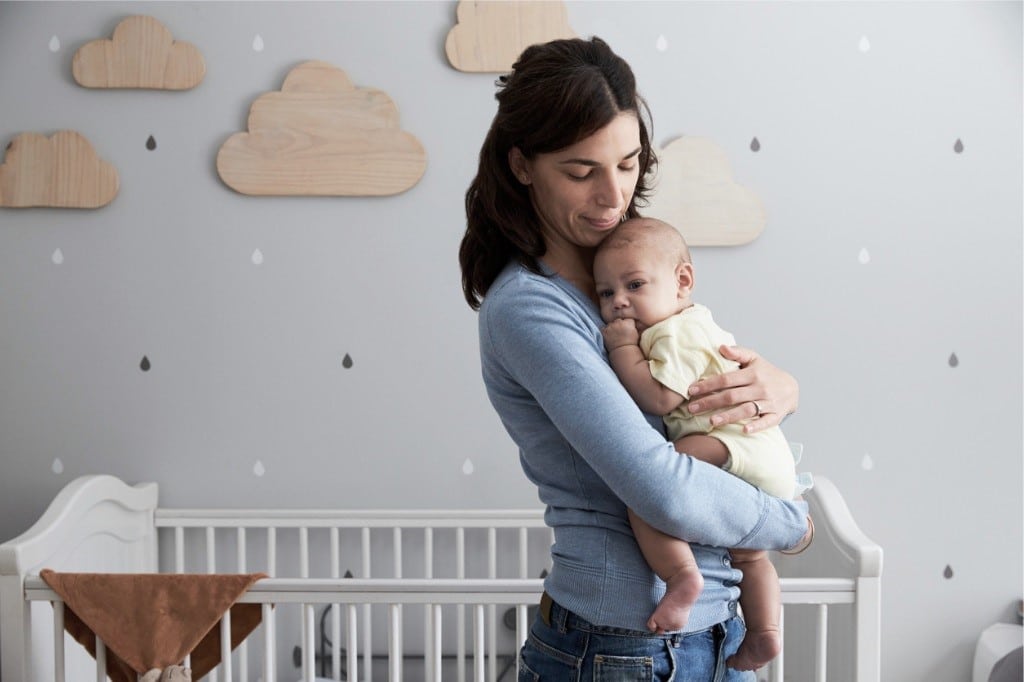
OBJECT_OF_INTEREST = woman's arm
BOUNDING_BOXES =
[482,277,807,551]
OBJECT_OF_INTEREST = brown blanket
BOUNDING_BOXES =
[40,569,267,682]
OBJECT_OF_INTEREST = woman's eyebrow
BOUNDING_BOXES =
[559,147,643,166]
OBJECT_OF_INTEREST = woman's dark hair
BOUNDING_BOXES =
[458,36,657,310]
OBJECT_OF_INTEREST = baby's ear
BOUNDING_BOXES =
[676,262,695,293]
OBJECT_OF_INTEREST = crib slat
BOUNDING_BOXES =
[816,603,828,681]
[221,609,232,681]
[267,527,277,577]
[304,603,315,682]
[175,526,185,573]
[519,527,528,578]
[347,604,358,682]
[431,604,443,682]
[456,527,466,682]
[300,527,310,578]
[52,601,65,682]
[362,527,372,682]
[473,604,485,682]
[331,603,341,681]
[206,526,216,574]
[487,528,497,682]
[262,603,275,682]
[389,603,402,682]
[515,605,528,679]
[95,638,106,682]
[424,527,433,682]
[237,528,248,682]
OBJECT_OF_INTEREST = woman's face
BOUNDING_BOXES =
[511,113,642,253]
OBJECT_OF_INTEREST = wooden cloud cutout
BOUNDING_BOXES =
[216,61,427,196]
[0,131,119,209]
[73,15,205,90]
[446,0,576,73]
[645,136,766,246]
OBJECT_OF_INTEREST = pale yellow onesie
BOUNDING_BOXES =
[639,303,800,500]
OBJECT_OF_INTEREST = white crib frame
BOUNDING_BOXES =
[1,475,881,682]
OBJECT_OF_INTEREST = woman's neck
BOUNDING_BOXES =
[541,242,598,304]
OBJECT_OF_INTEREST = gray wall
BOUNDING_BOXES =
[1,2,1020,680]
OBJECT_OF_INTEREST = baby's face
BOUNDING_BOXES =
[594,245,687,333]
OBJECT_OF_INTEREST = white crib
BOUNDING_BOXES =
[0,475,881,682]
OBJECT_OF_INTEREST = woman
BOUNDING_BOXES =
[458,37,810,680]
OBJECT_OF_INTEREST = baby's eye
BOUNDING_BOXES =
[597,289,613,299]
[627,280,645,290]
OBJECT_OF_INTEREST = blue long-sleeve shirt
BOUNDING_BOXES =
[479,261,808,633]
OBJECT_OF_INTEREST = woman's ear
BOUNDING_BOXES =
[508,147,531,185]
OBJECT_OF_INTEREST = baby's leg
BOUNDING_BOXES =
[628,509,703,633]
[727,548,782,671]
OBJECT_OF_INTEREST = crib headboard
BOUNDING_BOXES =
[0,474,159,681]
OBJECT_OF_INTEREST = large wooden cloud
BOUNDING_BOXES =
[445,0,576,73]
[73,15,205,90]
[645,137,766,246]
[0,131,119,209]
[216,61,427,197]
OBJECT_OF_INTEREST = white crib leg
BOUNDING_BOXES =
[52,601,65,682]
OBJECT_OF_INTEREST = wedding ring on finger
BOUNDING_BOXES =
[750,401,764,418]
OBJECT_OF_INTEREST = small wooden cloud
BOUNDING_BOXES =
[445,0,576,73]
[216,60,427,197]
[73,15,205,90]
[645,136,766,246]
[0,131,119,209]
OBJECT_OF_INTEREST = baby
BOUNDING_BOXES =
[594,216,808,671]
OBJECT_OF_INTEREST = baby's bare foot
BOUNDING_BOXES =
[727,627,782,671]
[647,566,703,633]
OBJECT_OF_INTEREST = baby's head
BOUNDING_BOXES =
[593,217,695,331]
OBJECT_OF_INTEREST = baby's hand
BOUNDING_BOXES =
[602,318,640,351]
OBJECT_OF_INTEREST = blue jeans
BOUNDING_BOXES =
[518,595,755,681]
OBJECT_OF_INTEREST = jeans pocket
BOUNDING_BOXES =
[520,633,582,681]
[594,654,654,681]
[518,654,541,682]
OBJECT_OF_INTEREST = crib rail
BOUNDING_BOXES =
[3,476,881,682]
[24,575,861,682]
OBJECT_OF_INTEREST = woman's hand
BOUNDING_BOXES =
[686,345,798,434]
